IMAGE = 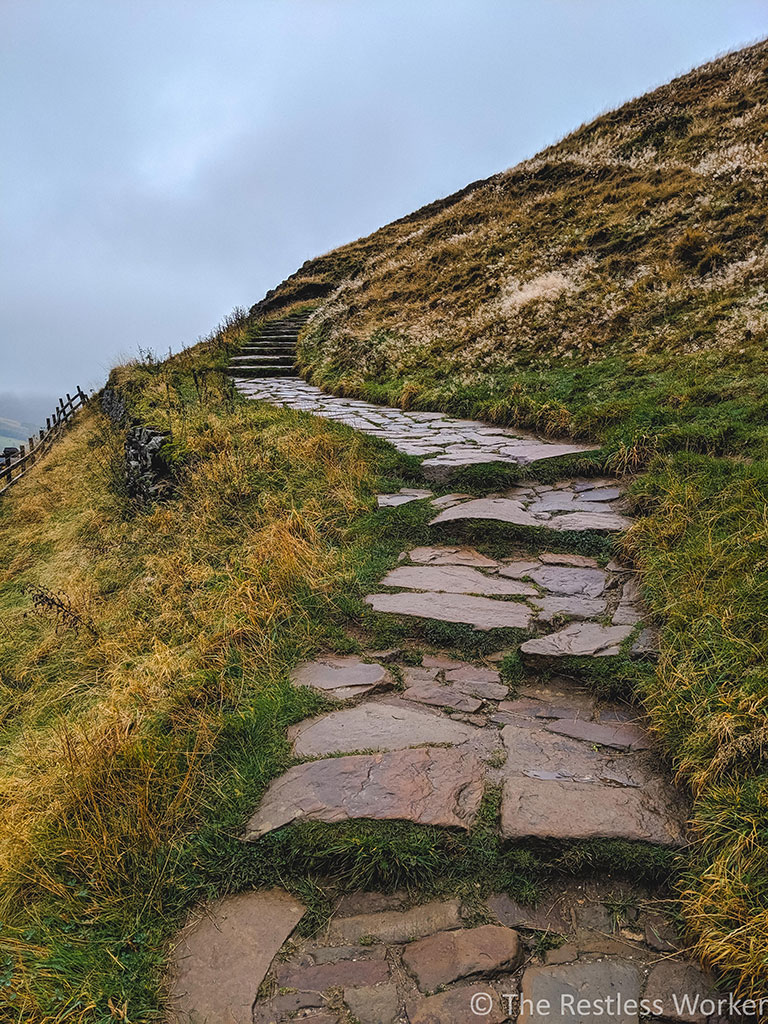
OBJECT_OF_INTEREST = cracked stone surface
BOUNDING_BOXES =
[521,622,636,659]
[167,889,305,1024]
[243,746,485,838]
[430,479,632,532]
[291,655,392,700]
[367,545,651,644]
[402,923,521,992]
[235,377,598,478]
[288,698,481,757]
[499,714,688,845]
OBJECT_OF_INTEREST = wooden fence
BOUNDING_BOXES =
[0,388,90,496]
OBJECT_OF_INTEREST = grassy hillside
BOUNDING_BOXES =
[255,40,768,992]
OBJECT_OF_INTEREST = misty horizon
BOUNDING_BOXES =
[2,1,766,407]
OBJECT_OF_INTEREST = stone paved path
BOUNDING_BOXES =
[233,329,598,480]
[170,884,720,1024]
[168,324,705,1021]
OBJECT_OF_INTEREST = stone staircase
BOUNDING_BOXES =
[167,381,722,1024]
[228,312,311,379]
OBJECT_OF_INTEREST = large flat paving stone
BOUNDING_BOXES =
[291,655,392,700]
[365,590,533,629]
[499,719,688,845]
[519,960,643,1024]
[521,622,635,658]
[167,889,305,1024]
[243,747,484,838]
[380,563,537,596]
[289,699,480,757]
[402,923,521,992]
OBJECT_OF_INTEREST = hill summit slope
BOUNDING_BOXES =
[257,38,768,443]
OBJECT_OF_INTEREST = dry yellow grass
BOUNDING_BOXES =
[0,355,396,1017]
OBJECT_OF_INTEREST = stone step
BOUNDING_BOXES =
[169,883,721,1024]
[240,342,297,349]
[230,354,295,363]
[364,544,652,648]
[247,650,685,849]
[243,746,485,839]
[229,366,299,379]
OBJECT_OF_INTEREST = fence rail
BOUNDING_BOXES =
[0,387,90,496]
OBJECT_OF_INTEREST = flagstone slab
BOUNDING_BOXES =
[291,655,392,700]
[519,961,643,1024]
[167,889,305,1024]
[380,564,537,597]
[274,956,390,990]
[289,700,480,757]
[431,497,540,528]
[344,983,400,1024]
[526,565,608,597]
[377,487,434,507]
[365,590,533,630]
[409,544,499,566]
[531,595,608,622]
[643,961,718,1024]
[243,747,485,839]
[521,623,635,659]
[402,924,521,993]
[539,552,600,567]
[407,983,508,1024]
[329,899,463,943]
[402,680,484,713]
[545,719,651,751]
[499,719,688,846]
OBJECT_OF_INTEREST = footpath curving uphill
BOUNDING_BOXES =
[166,323,723,1023]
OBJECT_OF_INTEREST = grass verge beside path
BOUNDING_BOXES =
[0,321,431,1019]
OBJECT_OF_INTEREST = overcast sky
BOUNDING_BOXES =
[1,1,766,402]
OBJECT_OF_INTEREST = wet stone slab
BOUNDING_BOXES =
[243,746,485,838]
[235,377,598,478]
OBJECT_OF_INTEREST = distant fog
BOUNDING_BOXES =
[0,393,61,430]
